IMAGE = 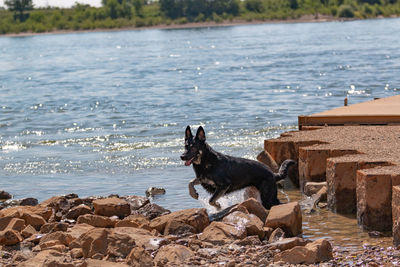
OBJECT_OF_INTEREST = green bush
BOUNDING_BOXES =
[337,4,355,17]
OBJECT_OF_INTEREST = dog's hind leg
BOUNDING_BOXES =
[209,186,229,210]
[260,181,280,210]
[188,178,201,199]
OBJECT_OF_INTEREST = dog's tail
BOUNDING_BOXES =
[274,159,296,182]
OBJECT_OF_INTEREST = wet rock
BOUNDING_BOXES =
[268,237,308,251]
[274,238,333,264]
[122,195,149,211]
[40,222,68,234]
[145,187,166,197]
[154,244,194,266]
[77,214,117,228]
[135,203,171,220]
[149,208,209,235]
[93,197,131,218]
[257,150,279,172]
[65,204,92,220]
[268,228,285,243]
[126,246,153,267]
[0,190,12,200]
[235,197,268,223]
[222,211,264,239]
[304,182,327,196]
[199,221,246,245]
[265,201,302,237]
[0,229,23,245]
[20,198,39,206]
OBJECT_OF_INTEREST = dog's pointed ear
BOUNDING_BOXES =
[195,126,206,142]
[185,126,193,140]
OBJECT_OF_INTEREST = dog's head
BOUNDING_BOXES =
[180,125,206,166]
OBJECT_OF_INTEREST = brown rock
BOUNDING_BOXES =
[17,250,65,267]
[164,220,196,236]
[82,259,130,267]
[304,182,327,196]
[199,221,246,245]
[40,196,69,214]
[70,248,83,258]
[265,201,302,237]
[0,190,12,200]
[93,197,131,218]
[21,224,37,238]
[79,228,109,258]
[268,237,308,251]
[77,214,116,228]
[112,227,167,250]
[0,229,23,245]
[357,167,400,231]
[233,235,262,246]
[115,219,139,228]
[257,150,279,172]
[126,246,153,267]
[154,244,194,266]
[40,240,67,252]
[22,212,46,230]
[67,223,95,240]
[134,203,170,220]
[393,185,400,247]
[222,211,264,239]
[0,217,25,232]
[274,238,333,264]
[12,250,33,262]
[236,197,268,223]
[39,231,73,246]
[0,205,52,222]
[40,222,68,234]
[65,204,92,220]
[242,186,261,203]
[149,208,209,235]
[122,195,149,211]
[268,227,285,243]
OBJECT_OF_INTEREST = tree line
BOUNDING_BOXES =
[1,0,400,34]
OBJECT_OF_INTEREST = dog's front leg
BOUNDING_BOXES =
[188,178,201,199]
[209,186,229,210]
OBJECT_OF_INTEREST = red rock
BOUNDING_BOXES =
[0,217,25,232]
[21,225,37,238]
[274,238,332,264]
[222,211,264,239]
[236,197,268,223]
[149,208,209,235]
[77,214,117,228]
[65,204,92,220]
[67,223,95,240]
[92,197,131,218]
[82,259,130,267]
[0,229,23,245]
[22,212,46,230]
[39,231,73,246]
[126,246,153,267]
[199,221,246,245]
[265,202,302,237]
[154,244,194,266]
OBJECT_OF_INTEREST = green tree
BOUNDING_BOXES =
[5,0,33,21]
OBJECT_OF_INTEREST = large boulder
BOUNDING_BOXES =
[154,244,194,266]
[257,150,279,172]
[0,205,52,222]
[65,204,93,220]
[22,213,46,231]
[67,223,95,240]
[235,198,268,223]
[199,221,246,245]
[274,238,333,264]
[149,208,209,235]
[126,246,153,267]
[0,229,23,245]
[93,198,131,218]
[222,211,265,239]
[39,231,73,246]
[265,201,302,237]
[0,217,25,232]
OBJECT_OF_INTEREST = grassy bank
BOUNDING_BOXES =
[1,0,400,35]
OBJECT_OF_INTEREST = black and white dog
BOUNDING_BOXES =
[180,125,295,210]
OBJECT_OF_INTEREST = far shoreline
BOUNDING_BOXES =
[0,14,388,38]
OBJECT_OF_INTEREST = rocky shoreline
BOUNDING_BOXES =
[0,191,398,266]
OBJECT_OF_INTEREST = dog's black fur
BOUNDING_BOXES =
[180,125,295,210]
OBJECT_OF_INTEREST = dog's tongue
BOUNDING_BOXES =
[185,159,192,166]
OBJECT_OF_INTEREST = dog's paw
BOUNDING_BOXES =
[189,188,199,200]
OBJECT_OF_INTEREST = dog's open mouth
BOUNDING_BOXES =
[185,158,194,166]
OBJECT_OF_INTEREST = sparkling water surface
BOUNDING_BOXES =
[1,18,400,248]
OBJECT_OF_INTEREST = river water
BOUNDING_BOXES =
[1,18,400,249]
